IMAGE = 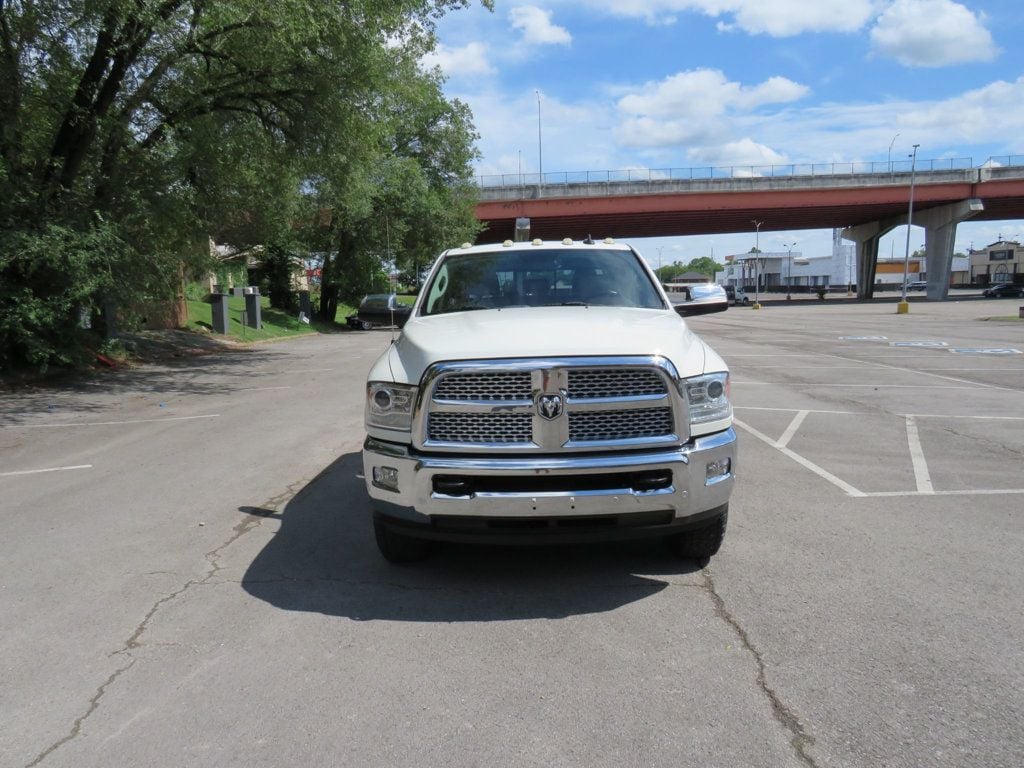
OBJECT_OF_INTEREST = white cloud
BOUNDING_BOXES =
[614,69,808,150]
[573,0,877,36]
[687,138,788,166]
[618,69,808,120]
[870,0,997,67]
[510,6,572,45]
[421,42,496,78]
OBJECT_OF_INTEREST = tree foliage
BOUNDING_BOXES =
[0,0,487,368]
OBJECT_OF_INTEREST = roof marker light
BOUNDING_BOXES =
[604,237,615,244]
[562,238,573,245]
[502,240,514,247]
[531,239,543,246]
[460,242,472,249]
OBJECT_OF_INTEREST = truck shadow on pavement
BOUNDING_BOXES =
[241,452,703,623]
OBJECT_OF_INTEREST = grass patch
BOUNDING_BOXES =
[186,296,338,341]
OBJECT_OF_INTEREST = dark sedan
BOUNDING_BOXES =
[346,293,413,329]
[982,283,1024,298]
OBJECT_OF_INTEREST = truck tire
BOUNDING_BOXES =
[373,518,431,563]
[666,506,727,561]
[360,320,373,331]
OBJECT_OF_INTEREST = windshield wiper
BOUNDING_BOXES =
[543,301,589,307]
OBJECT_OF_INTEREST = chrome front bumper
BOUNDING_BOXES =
[362,428,736,537]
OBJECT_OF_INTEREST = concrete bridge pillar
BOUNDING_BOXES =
[843,198,983,300]
[842,221,894,299]
[914,199,984,300]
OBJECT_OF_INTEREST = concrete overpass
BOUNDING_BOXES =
[474,163,1024,300]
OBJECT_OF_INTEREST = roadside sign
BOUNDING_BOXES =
[948,348,1022,355]
[889,341,948,347]
[839,336,888,341]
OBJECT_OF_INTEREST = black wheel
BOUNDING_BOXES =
[373,518,431,563]
[666,507,727,561]
[360,320,373,331]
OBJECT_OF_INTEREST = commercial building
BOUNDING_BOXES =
[716,229,976,292]
[968,239,1021,286]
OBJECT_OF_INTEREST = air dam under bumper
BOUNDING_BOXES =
[362,428,736,543]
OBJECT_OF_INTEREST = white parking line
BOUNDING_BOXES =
[735,365,1022,371]
[734,406,866,415]
[0,464,93,478]
[733,418,866,497]
[235,386,293,392]
[734,383,981,390]
[905,417,934,494]
[864,489,1024,497]
[821,352,1014,391]
[906,414,1024,420]
[776,411,809,449]
[2,414,220,429]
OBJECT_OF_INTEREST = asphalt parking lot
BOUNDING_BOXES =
[1,296,1022,768]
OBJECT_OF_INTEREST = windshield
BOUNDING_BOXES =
[421,248,665,316]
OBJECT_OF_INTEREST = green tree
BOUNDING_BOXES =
[0,0,489,368]
[684,257,725,277]
[312,49,481,319]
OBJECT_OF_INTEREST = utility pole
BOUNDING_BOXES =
[898,144,920,314]
[751,220,763,310]
[784,242,795,300]
[536,90,543,186]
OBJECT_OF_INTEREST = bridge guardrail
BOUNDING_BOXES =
[477,156,1024,190]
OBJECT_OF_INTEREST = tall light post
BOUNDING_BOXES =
[898,144,920,314]
[888,133,900,177]
[535,90,543,186]
[751,219,763,310]
[783,242,796,300]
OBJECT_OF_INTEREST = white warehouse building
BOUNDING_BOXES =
[715,229,970,293]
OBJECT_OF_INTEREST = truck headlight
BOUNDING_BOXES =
[366,382,417,431]
[682,372,731,426]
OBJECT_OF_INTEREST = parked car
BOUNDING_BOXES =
[906,280,927,291]
[723,285,750,305]
[982,283,1024,298]
[346,293,413,330]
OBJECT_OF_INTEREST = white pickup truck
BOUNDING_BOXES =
[361,238,737,562]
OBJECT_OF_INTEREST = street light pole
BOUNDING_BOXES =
[751,219,763,310]
[535,90,543,186]
[784,242,795,300]
[898,144,920,314]
[888,133,900,177]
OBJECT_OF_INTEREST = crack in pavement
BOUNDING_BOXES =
[25,659,136,768]
[702,569,819,768]
[23,478,309,767]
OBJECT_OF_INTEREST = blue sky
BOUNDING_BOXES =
[426,0,1024,265]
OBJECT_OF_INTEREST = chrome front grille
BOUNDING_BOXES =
[428,412,533,443]
[569,407,674,442]
[418,357,685,453]
[434,371,532,401]
[568,369,667,399]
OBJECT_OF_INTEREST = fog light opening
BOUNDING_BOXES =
[372,466,400,492]
[706,458,731,483]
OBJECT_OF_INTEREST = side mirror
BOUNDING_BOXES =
[674,300,728,317]
[671,285,729,316]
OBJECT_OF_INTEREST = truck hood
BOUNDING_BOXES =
[377,306,712,385]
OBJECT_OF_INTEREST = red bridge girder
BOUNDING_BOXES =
[474,178,1024,243]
